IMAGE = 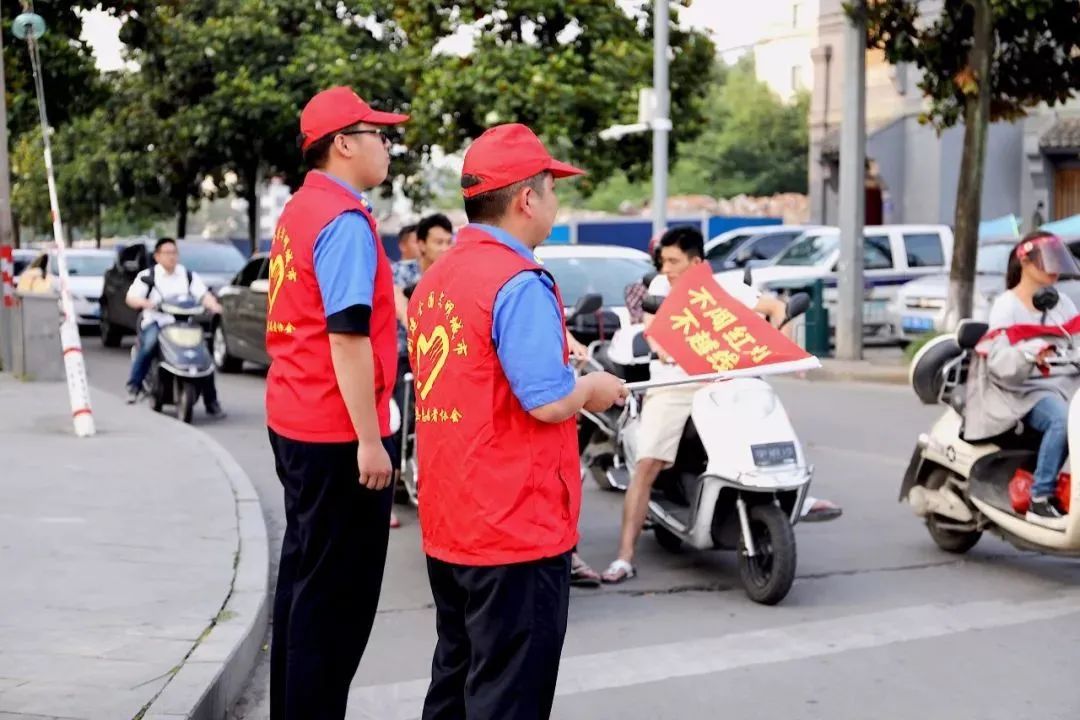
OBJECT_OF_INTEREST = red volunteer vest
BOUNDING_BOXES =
[265,171,397,442]
[408,226,580,566]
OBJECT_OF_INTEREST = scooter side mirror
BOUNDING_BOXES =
[780,292,812,328]
[568,293,603,322]
[641,294,664,316]
[631,333,652,359]
[642,270,658,288]
[1034,286,1060,313]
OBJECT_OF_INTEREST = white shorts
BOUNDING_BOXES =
[636,384,701,465]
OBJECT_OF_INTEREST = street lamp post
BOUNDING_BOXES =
[600,1,672,238]
[0,1,17,372]
[650,0,671,238]
[14,9,95,436]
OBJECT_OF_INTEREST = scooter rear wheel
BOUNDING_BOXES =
[738,504,797,605]
[654,526,684,553]
[924,468,982,554]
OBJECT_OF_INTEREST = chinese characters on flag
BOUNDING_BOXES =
[645,262,818,377]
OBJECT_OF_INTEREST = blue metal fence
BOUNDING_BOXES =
[238,215,783,260]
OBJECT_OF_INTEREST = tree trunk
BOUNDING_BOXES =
[245,164,258,256]
[944,0,994,329]
[94,200,102,248]
[176,199,188,239]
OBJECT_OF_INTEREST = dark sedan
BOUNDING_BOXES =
[212,253,270,372]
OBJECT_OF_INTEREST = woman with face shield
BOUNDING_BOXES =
[965,232,1080,528]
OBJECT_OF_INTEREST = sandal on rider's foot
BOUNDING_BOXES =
[601,559,636,584]
[570,554,601,588]
[389,511,401,529]
[801,497,843,523]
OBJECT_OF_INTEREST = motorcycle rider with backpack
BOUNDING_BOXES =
[124,238,226,417]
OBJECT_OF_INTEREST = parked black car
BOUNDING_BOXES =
[212,253,270,372]
[99,239,245,347]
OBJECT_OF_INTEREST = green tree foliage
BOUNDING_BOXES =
[2,4,104,139]
[395,1,716,195]
[10,107,144,244]
[570,60,810,212]
[17,1,716,244]
[669,60,808,199]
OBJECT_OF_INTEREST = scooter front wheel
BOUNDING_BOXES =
[924,467,982,554]
[737,504,797,606]
[176,381,198,424]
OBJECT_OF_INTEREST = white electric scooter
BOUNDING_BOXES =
[582,292,819,604]
[903,287,1080,556]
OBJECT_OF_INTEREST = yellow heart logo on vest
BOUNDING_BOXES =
[415,325,450,401]
[267,254,286,313]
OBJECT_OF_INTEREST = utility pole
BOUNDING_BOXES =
[650,0,671,237]
[0,0,17,372]
[836,0,866,361]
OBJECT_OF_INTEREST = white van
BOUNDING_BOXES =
[715,224,954,341]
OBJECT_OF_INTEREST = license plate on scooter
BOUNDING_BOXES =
[751,442,797,467]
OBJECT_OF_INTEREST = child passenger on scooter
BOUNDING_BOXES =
[966,232,1080,530]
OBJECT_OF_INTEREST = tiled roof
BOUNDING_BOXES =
[1041,117,1080,150]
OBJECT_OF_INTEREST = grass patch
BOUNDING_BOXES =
[903,332,946,362]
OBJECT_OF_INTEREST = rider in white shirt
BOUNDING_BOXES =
[599,227,842,584]
[124,238,225,415]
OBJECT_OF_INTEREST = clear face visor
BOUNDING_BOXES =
[1019,235,1080,276]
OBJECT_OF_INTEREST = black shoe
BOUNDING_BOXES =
[205,402,226,419]
[126,386,140,404]
[1026,496,1068,530]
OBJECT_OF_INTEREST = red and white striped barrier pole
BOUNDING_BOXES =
[0,245,14,372]
[17,11,94,437]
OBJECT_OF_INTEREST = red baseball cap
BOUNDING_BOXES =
[299,86,409,150]
[461,124,585,198]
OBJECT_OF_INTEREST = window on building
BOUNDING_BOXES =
[792,2,801,27]
[791,65,805,92]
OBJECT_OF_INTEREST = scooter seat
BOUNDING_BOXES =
[963,421,1041,451]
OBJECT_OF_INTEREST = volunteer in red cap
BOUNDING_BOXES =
[407,124,627,719]
[265,86,407,720]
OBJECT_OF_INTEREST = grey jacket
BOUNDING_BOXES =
[963,334,1080,441]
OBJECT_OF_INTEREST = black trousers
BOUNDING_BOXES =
[422,552,572,720]
[268,429,394,720]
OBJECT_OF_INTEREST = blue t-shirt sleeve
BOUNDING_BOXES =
[312,211,376,317]
[492,271,576,411]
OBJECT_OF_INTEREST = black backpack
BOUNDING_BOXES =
[140,266,193,299]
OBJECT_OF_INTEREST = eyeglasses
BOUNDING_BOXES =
[340,129,391,145]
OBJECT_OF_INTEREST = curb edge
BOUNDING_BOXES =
[143,419,270,720]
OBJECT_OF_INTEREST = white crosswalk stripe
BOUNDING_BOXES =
[347,593,1080,719]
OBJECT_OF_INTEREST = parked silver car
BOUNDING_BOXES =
[890,239,1080,341]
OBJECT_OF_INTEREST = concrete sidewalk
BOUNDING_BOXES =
[807,356,909,385]
[0,378,268,720]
